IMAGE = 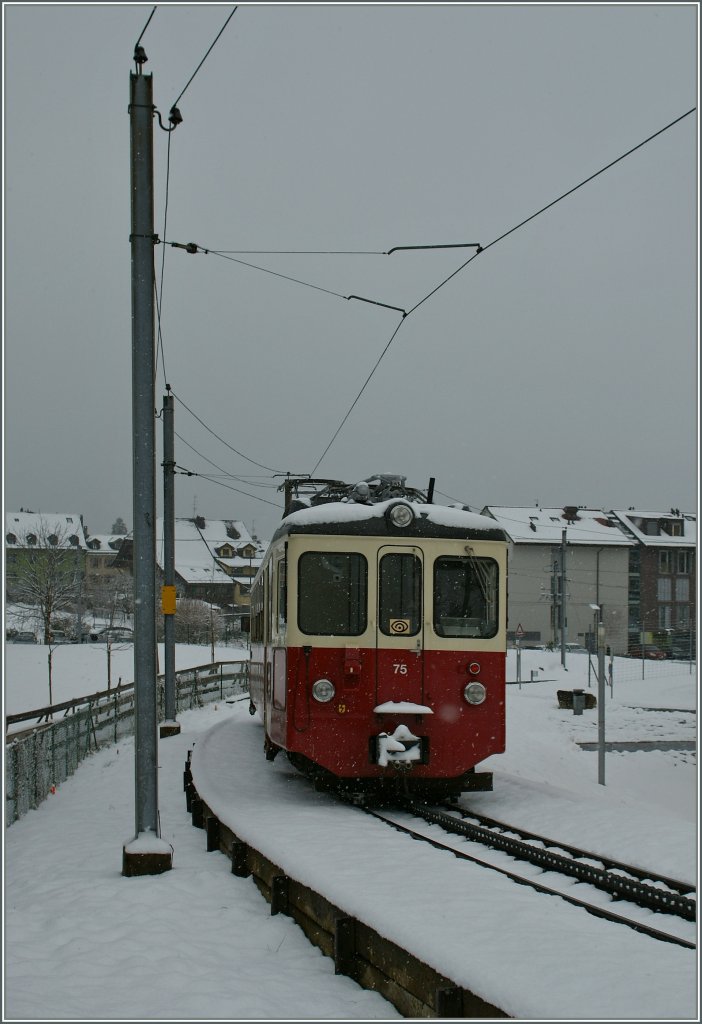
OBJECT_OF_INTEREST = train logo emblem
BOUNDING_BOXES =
[389,618,411,635]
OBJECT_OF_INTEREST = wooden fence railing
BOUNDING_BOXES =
[5,660,249,827]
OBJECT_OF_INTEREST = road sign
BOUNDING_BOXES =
[515,623,525,638]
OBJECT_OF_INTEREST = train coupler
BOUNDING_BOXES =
[373,725,424,768]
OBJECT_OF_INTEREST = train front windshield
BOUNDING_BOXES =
[298,551,368,635]
[433,556,498,638]
[296,547,499,641]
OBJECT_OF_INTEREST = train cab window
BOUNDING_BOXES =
[379,553,422,637]
[298,552,367,636]
[434,556,498,638]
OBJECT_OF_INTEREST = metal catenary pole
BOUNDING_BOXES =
[597,622,606,785]
[129,68,160,839]
[161,390,179,734]
[560,529,567,668]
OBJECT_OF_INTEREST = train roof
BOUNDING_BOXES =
[268,499,508,544]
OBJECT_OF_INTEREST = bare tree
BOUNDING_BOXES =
[111,516,128,535]
[10,518,82,645]
[174,598,223,647]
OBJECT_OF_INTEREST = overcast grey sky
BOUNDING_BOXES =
[3,3,698,541]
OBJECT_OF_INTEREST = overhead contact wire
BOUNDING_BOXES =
[171,7,239,110]
[312,106,696,471]
[170,389,285,473]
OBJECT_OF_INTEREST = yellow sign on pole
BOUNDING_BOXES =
[161,585,177,616]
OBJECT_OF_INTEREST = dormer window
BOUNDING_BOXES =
[27,534,37,546]
[69,535,79,546]
[48,534,59,546]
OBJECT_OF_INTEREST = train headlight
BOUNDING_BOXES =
[387,502,415,528]
[463,681,486,705]
[311,678,335,703]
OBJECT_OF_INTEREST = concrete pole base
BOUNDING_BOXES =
[122,835,173,876]
[160,722,182,738]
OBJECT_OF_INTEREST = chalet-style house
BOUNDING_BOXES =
[84,534,130,584]
[153,516,265,613]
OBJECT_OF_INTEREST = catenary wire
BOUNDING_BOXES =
[134,6,157,51]
[174,464,283,509]
[310,316,404,475]
[154,131,174,389]
[408,106,696,317]
[174,429,279,489]
[171,7,238,111]
[311,107,696,471]
[170,389,285,473]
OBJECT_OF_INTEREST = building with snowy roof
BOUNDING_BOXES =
[481,505,633,654]
[84,534,131,584]
[609,510,696,650]
[153,516,266,610]
[5,512,88,601]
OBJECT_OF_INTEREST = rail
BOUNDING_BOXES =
[5,660,249,827]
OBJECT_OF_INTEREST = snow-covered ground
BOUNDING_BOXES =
[3,646,699,1020]
[3,641,248,719]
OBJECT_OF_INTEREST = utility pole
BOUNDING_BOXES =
[560,529,567,668]
[597,621,606,785]
[123,56,172,876]
[160,389,180,738]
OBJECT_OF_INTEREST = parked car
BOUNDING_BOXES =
[12,630,38,644]
[91,626,134,643]
[49,630,72,645]
[628,644,667,660]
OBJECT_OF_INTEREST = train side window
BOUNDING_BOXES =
[379,553,421,637]
[298,551,367,636]
[276,559,287,629]
[433,556,498,638]
[251,578,264,642]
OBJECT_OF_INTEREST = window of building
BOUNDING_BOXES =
[658,605,672,629]
[298,551,367,636]
[677,551,692,575]
[659,550,673,573]
[677,605,690,627]
[379,553,422,637]
[675,578,689,602]
[657,578,672,601]
[434,556,498,638]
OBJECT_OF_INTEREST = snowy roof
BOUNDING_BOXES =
[85,534,129,554]
[5,512,88,550]
[609,509,697,547]
[155,517,262,585]
[273,499,507,542]
[482,506,633,546]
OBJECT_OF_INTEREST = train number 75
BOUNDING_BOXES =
[393,662,408,675]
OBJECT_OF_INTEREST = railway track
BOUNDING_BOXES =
[366,799,696,950]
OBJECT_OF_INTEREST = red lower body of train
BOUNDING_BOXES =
[249,643,505,798]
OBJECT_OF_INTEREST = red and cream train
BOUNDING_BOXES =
[249,476,509,799]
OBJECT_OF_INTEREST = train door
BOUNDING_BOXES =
[375,545,424,705]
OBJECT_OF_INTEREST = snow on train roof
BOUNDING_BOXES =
[281,499,504,534]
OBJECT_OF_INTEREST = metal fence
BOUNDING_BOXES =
[5,660,249,827]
